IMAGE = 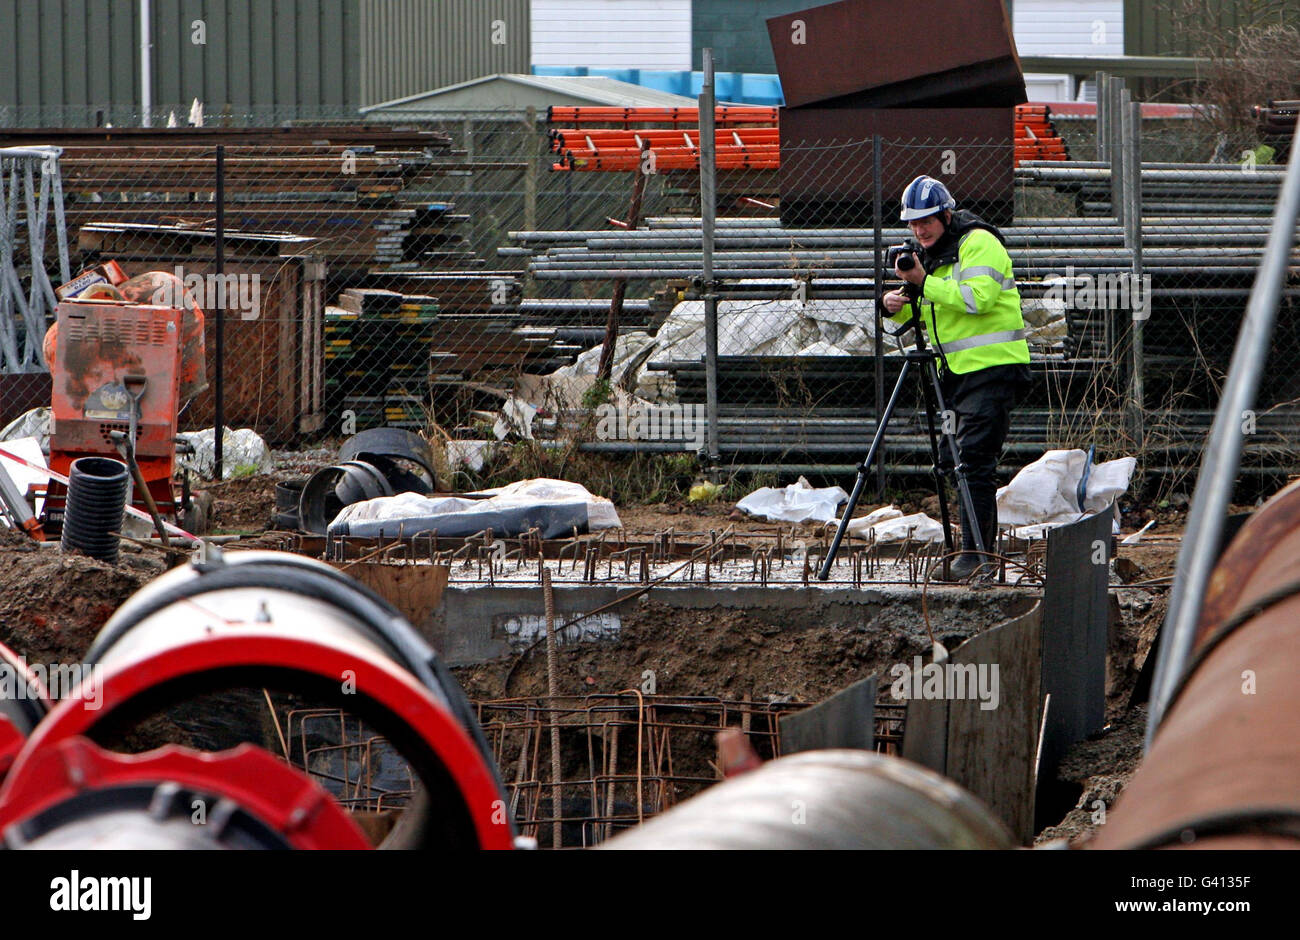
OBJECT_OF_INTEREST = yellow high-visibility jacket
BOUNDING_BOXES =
[889,226,1030,375]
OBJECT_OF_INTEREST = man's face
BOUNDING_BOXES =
[908,212,947,249]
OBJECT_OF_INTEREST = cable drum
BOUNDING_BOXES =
[0,641,48,784]
[60,457,129,563]
[7,550,513,849]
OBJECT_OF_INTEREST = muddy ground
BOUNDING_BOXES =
[0,457,1191,846]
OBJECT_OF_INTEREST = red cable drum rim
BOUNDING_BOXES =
[0,736,372,849]
[0,634,514,849]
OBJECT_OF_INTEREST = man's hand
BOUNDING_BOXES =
[895,257,927,287]
[883,288,910,314]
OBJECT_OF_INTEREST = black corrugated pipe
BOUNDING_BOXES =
[60,457,129,563]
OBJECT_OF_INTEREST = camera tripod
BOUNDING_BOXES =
[817,292,988,581]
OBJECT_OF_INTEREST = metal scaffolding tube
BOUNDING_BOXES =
[700,49,720,467]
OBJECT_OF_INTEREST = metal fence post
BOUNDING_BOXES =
[1112,81,1127,227]
[524,106,538,234]
[700,49,720,470]
[1126,100,1145,448]
[872,134,885,499]
[1106,78,1126,365]
[1095,71,1107,162]
[214,144,225,482]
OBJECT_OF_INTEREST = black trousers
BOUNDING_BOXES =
[937,363,1032,551]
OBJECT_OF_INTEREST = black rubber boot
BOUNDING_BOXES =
[936,489,996,582]
[926,500,981,582]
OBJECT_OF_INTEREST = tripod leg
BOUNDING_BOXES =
[919,373,955,557]
[922,361,987,555]
[817,359,913,580]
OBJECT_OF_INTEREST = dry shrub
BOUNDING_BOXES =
[1165,1,1300,159]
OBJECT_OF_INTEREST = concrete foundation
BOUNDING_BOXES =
[429,583,1037,666]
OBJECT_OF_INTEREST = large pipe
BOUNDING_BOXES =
[1092,478,1300,849]
[599,750,1013,850]
[511,217,1289,241]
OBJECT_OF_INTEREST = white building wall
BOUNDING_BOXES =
[1013,0,1123,55]
[531,0,692,69]
[1013,0,1123,100]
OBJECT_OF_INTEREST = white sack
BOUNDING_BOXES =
[997,449,1136,530]
[855,511,945,543]
[493,398,538,440]
[0,407,51,452]
[844,504,904,537]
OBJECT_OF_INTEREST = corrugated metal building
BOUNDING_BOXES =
[0,0,529,125]
[1124,0,1300,55]
[359,0,530,107]
[532,0,691,69]
[6,0,1290,125]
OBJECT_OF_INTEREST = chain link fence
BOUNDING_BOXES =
[2,99,1297,492]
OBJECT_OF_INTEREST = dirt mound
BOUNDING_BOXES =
[0,545,166,666]
[204,473,282,533]
[1035,704,1147,846]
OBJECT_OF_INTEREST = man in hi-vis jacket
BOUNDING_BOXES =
[882,175,1032,580]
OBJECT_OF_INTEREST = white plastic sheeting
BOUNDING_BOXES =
[176,427,273,479]
[521,299,890,407]
[644,300,885,401]
[579,294,1061,403]
[446,439,497,473]
[735,476,847,524]
[331,477,622,532]
[0,407,51,451]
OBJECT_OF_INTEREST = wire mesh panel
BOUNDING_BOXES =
[477,693,803,848]
[4,101,1297,490]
